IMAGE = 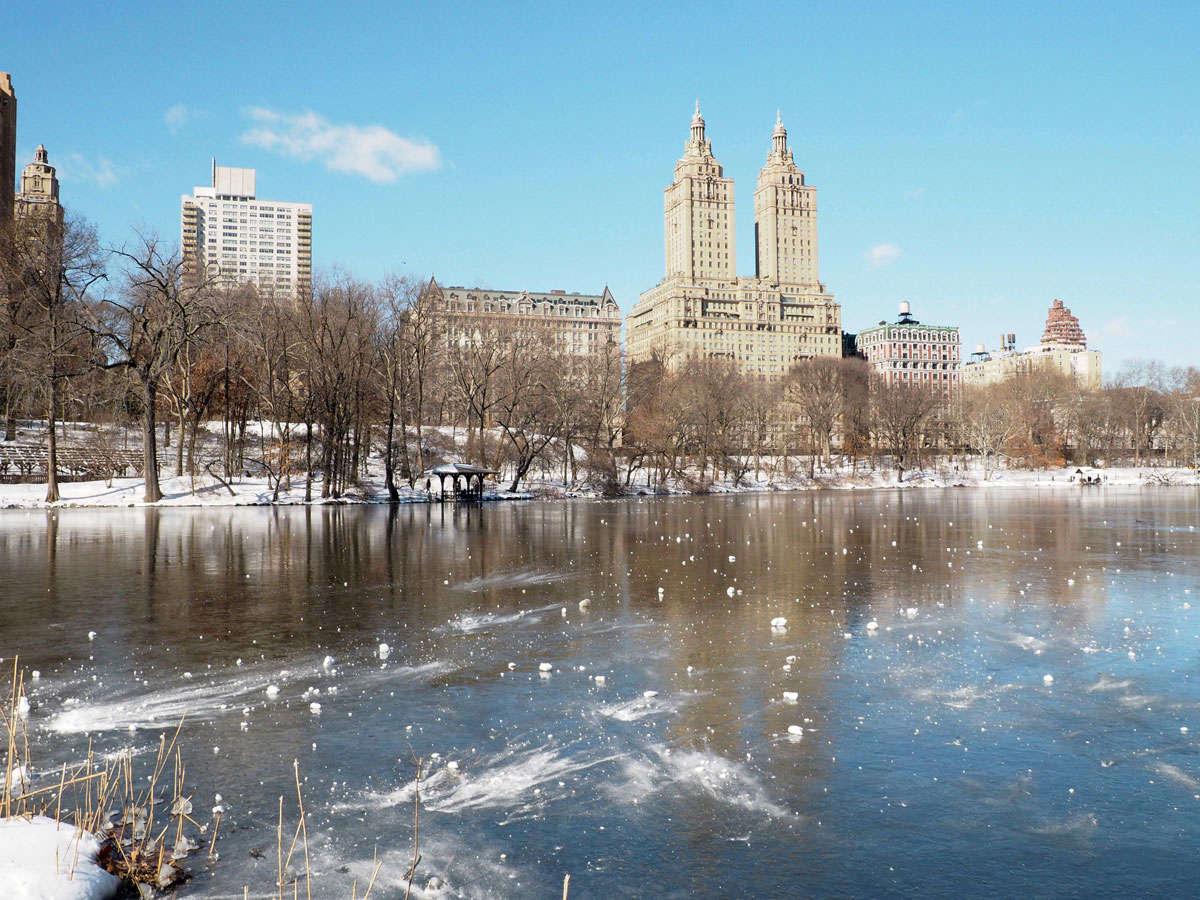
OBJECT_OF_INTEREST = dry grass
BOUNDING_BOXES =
[3,657,207,893]
[4,659,402,898]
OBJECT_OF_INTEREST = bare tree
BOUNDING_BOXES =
[1164,367,1200,468]
[785,356,849,477]
[294,273,378,498]
[871,380,940,482]
[1,210,106,499]
[1112,359,1168,466]
[160,286,252,481]
[444,317,507,466]
[491,321,568,491]
[958,381,1025,480]
[242,289,305,498]
[84,233,219,502]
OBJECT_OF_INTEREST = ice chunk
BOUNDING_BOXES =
[1043,674,1054,685]
[770,617,787,628]
[265,685,280,698]
[782,691,799,702]
[643,690,658,698]
[866,621,879,632]
[4,764,31,798]
[539,662,554,672]
[309,702,321,714]
[787,725,804,736]
[378,643,391,660]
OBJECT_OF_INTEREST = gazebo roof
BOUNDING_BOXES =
[431,463,498,476]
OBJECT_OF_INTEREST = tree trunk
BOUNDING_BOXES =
[45,378,60,503]
[304,422,313,503]
[415,415,425,481]
[384,402,399,502]
[321,422,334,498]
[175,413,185,477]
[143,377,163,503]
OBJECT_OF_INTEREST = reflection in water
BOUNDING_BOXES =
[1,489,1199,899]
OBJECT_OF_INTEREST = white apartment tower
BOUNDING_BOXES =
[664,102,736,283]
[181,160,312,295]
[754,112,818,286]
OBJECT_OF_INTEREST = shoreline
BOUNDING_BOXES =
[0,465,1196,509]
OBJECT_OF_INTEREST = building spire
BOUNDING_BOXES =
[771,110,788,156]
[690,99,706,147]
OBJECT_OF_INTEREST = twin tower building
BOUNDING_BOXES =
[627,104,841,376]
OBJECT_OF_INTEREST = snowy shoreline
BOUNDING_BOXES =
[0,465,1195,509]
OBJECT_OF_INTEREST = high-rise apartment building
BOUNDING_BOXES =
[181,160,312,295]
[627,106,841,377]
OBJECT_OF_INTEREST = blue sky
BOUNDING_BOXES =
[7,1,1199,371]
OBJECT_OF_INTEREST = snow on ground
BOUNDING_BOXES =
[0,462,1193,509]
[0,815,120,900]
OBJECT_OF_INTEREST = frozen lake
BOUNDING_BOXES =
[2,490,1199,898]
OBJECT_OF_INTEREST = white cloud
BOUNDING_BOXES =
[865,242,903,269]
[240,108,440,182]
[58,153,121,189]
[1103,317,1134,339]
[164,103,209,134]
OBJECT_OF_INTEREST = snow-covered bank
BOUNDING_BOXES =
[0,816,120,900]
[0,464,1194,509]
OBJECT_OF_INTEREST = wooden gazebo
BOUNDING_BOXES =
[430,463,497,501]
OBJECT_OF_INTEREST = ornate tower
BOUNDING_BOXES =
[663,102,736,283]
[1040,299,1087,349]
[0,73,16,242]
[753,111,818,288]
[13,144,64,276]
[16,144,62,226]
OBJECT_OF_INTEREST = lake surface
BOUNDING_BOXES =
[2,490,1199,899]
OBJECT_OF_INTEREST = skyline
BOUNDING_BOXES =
[5,1,1199,371]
